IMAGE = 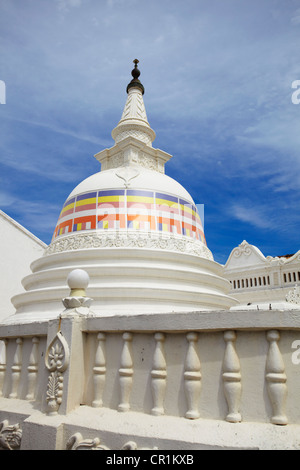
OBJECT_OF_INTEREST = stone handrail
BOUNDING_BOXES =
[0,309,299,425]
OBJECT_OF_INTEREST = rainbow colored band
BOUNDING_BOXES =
[53,189,205,244]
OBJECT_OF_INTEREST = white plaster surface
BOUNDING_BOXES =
[0,211,46,321]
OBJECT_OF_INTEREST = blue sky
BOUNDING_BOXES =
[1,0,300,264]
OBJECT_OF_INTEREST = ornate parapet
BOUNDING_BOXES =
[0,304,300,449]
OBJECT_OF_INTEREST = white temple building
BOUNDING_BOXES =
[0,61,300,450]
[223,240,300,311]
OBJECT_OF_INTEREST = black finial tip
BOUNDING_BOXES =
[126,58,144,94]
[132,59,140,79]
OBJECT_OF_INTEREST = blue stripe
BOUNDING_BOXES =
[127,190,154,197]
[98,190,125,197]
[77,192,97,201]
[156,193,178,203]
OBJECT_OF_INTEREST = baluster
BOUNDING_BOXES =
[9,338,23,399]
[0,340,7,397]
[26,337,40,400]
[222,331,242,423]
[151,333,167,416]
[184,332,201,419]
[92,333,106,408]
[265,330,288,425]
[118,332,133,412]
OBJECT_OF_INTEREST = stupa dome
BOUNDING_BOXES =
[10,60,238,322]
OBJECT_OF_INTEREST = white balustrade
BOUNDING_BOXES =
[0,325,294,430]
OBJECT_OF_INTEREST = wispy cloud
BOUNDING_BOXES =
[55,0,82,13]
[0,189,60,241]
[230,204,273,230]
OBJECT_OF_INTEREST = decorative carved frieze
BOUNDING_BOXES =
[66,432,158,450]
[232,240,252,258]
[0,420,22,450]
[114,130,152,146]
[286,284,300,304]
[66,432,109,450]
[45,331,70,415]
[45,231,213,260]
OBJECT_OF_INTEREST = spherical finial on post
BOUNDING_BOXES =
[67,269,90,297]
[62,269,93,311]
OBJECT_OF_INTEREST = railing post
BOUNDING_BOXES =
[266,330,288,425]
[184,332,201,419]
[222,330,242,423]
[26,337,40,401]
[92,333,106,408]
[118,332,133,412]
[9,338,23,399]
[151,333,167,416]
[0,340,7,397]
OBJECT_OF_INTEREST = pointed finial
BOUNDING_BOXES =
[126,59,144,95]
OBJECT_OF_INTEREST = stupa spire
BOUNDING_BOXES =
[111,59,156,146]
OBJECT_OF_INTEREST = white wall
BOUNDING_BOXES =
[0,211,46,321]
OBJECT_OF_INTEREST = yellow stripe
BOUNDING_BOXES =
[180,204,197,216]
[61,202,74,213]
[127,196,154,203]
[76,197,97,207]
[98,196,125,203]
[156,199,180,208]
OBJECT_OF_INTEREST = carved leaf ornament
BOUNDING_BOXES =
[45,331,70,415]
[45,331,69,373]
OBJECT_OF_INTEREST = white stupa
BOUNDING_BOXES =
[0,61,299,451]
[10,59,237,322]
